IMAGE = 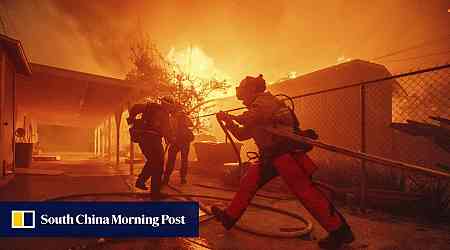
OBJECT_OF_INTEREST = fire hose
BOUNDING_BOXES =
[164,184,313,238]
[264,126,450,178]
[45,113,317,250]
[213,92,450,179]
[126,118,315,238]
[43,120,315,250]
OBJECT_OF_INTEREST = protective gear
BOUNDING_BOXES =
[128,103,173,142]
[160,96,180,113]
[227,91,306,152]
[216,111,234,127]
[216,111,228,122]
[135,180,148,190]
[224,152,344,232]
[135,133,164,194]
[216,83,353,247]
[163,111,194,185]
[164,143,190,184]
[173,112,195,144]
[300,129,319,140]
[160,96,176,105]
[211,206,236,230]
[236,74,266,106]
[128,102,172,195]
[318,224,355,249]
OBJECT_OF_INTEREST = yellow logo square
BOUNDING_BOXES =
[11,210,35,229]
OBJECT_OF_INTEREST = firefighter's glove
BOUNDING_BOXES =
[216,111,232,123]
[301,129,319,140]
[216,111,236,129]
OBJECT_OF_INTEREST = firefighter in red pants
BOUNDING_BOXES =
[212,74,354,249]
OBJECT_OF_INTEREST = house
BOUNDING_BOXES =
[0,34,31,178]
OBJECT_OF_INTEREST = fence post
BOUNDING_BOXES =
[360,84,368,212]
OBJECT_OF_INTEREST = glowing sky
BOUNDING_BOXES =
[1,0,449,84]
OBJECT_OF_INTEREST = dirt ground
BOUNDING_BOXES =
[0,154,449,250]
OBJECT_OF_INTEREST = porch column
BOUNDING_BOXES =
[101,123,105,157]
[94,128,98,156]
[114,110,122,166]
[107,116,112,161]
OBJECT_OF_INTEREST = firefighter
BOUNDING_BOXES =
[127,97,177,199]
[163,109,194,185]
[212,74,354,249]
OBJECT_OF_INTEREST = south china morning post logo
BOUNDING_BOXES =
[1,202,198,237]
[11,210,35,229]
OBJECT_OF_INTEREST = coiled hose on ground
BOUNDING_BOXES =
[43,191,313,238]
[46,94,316,249]
[43,189,313,250]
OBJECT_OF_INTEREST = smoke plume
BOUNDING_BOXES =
[1,0,449,81]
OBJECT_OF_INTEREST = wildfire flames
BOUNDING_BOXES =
[166,46,232,100]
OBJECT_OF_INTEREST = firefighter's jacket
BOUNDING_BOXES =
[228,91,310,158]
[128,103,172,140]
[170,111,194,145]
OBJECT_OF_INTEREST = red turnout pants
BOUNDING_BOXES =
[225,152,343,232]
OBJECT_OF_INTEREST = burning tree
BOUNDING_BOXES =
[126,37,173,94]
[126,36,230,131]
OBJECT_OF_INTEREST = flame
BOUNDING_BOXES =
[167,46,229,81]
[337,55,351,63]
[166,46,232,100]
[288,71,297,79]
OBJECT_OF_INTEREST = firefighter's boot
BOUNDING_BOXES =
[318,224,355,249]
[211,206,236,230]
[135,177,148,191]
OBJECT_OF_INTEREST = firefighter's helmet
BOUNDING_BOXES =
[236,74,266,101]
[159,96,179,113]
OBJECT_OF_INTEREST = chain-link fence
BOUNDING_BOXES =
[207,61,450,217]
[288,63,449,216]
[393,67,450,123]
